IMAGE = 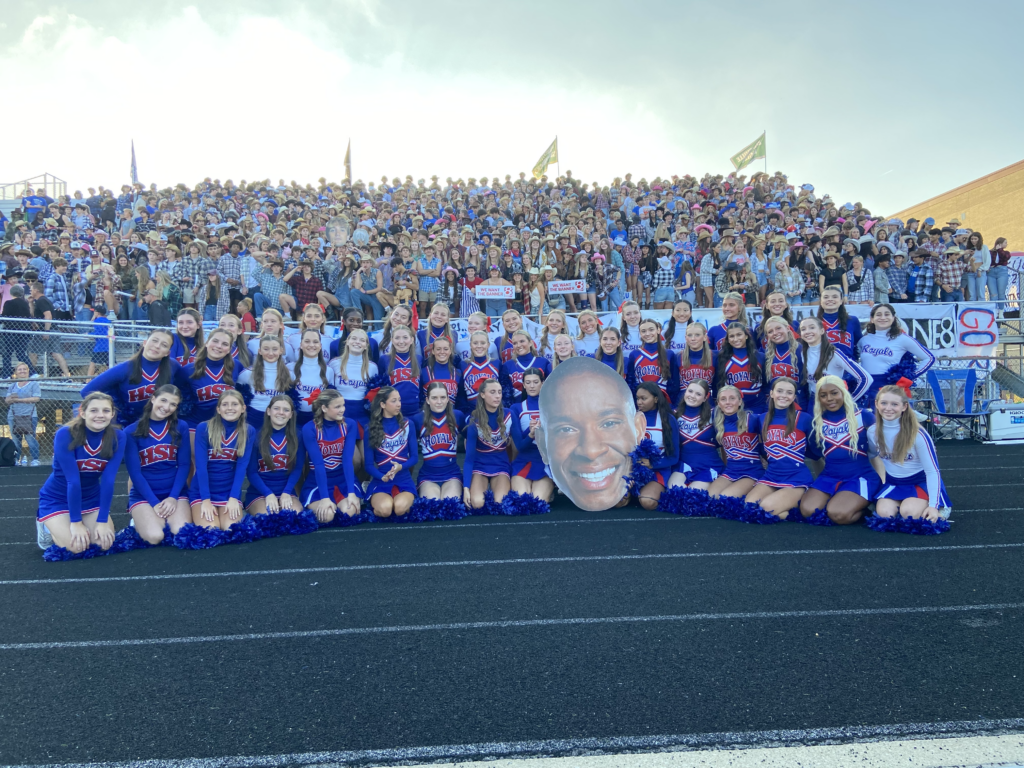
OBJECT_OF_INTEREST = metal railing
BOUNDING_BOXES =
[0,173,67,201]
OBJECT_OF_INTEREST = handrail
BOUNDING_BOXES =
[0,173,67,201]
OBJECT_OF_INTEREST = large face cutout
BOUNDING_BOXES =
[536,357,646,511]
[326,217,349,247]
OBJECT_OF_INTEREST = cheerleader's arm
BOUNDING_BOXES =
[462,424,478,487]
[902,334,936,379]
[194,425,212,501]
[284,439,306,497]
[362,426,386,481]
[124,431,160,507]
[916,431,945,510]
[229,426,255,502]
[245,444,274,498]
[400,421,419,471]
[96,431,127,524]
[169,426,192,500]
[301,423,331,500]
[836,352,873,403]
[53,429,84,523]
[342,420,358,493]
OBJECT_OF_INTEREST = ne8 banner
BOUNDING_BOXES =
[546,280,587,295]
[474,285,515,299]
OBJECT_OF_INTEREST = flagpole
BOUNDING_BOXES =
[555,135,560,181]
[763,130,767,174]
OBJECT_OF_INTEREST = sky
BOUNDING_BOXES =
[3,0,1022,214]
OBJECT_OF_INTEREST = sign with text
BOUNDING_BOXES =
[546,280,588,295]
[474,285,515,299]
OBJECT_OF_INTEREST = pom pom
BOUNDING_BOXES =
[801,508,836,526]
[42,543,112,561]
[223,516,263,545]
[173,523,227,549]
[176,385,199,421]
[480,489,506,516]
[866,513,950,535]
[236,382,255,407]
[322,507,375,528]
[251,509,318,538]
[864,514,900,533]
[111,525,152,553]
[658,486,715,517]
[436,496,470,521]
[738,501,784,525]
[624,438,661,493]
[499,490,551,517]
[293,509,322,534]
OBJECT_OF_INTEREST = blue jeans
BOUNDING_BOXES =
[713,293,723,308]
[940,288,963,302]
[334,282,359,310]
[8,413,39,462]
[353,289,386,320]
[203,305,218,321]
[606,286,622,311]
[987,266,1008,304]
[965,273,987,302]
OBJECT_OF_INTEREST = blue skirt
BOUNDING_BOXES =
[811,472,882,500]
[680,465,719,484]
[243,472,295,510]
[512,450,547,481]
[366,470,417,497]
[128,484,188,513]
[876,470,952,508]
[300,472,361,507]
[247,407,265,431]
[188,476,240,506]
[721,461,764,483]
[470,450,512,478]
[38,486,101,522]
[759,464,813,489]
[417,460,462,486]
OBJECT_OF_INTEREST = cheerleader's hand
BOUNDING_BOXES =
[640,458,651,468]
[154,498,176,518]
[200,500,216,522]
[922,506,942,523]
[265,493,280,513]
[279,493,299,512]
[463,488,472,507]
[92,520,116,550]
[225,499,243,520]
[312,498,337,523]
[342,494,361,516]
[68,521,91,553]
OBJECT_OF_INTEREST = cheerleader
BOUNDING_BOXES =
[661,300,694,355]
[416,381,466,500]
[237,336,293,430]
[218,313,253,369]
[763,317,807,409]
[755,291,800,351]
[188,390,254,530]
[329,308,380,364]
[800,316,872,404]
[291,328,338,426]
[124,385,192,544]
[463,378,513,508]
[551,334,578,368]
[633,382,680,510]
[536,310,568,363]
[495,309,524,363]
[707,385,764,498]
[418,303,454,357]
[715,322,766,413]
[801,375,880,524]
[364,387,419,518]
[169,308,204,366]
[461,331,501,406]
[500,330,551,404]
[574,309,602,357]
[817,286,862,358]
[707,293,748,352]
[868,385,950,522]
[379,324,423,417]
[174,328,236,426]
[668,380,723,491]
[245,394,305,516]
[420,335,463,406]
[510,368,554,502]
[247,308,297,363]
[286,303,333,362]
[375,305,423,359]
[300,391,360,522]
[82,329,177,426]
[330,328,378,441]
[618,300,643,355]
[744,377,818,518]
[595,327,625,376]
[857,303,935,405]
[36,393,126,553]
[626,318,681,405]
[456,312,499,363]
[678,322,716,392]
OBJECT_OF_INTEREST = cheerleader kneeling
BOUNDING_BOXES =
[463,378,513,508]
[365,387,419,518]
[300,391,361,522]
[633,382,680,510]
[668,380,723,492]
[706,386,764,499]
[510,369,554,503]
[416,382,466,500]
[188,390,254,530]
[245,395,305,516]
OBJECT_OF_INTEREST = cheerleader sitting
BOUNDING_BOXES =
[237,336,294,431]
[463,378,513,508]
[300,391,361,522]
[461,331,500,407]
[379,325,423,418]
[188,390,254,530]
[510,369,554,502]
[744,378,818,519]
[364,386,419,518]
[868,385,950,522]
[416,382,466,500]
[857,303,935,405]
[668,380,723,491]
[245,395,305,516]
[707,385,764,499]
[633,382,680,510]
[37,393,126,553]
[124,385,192,544]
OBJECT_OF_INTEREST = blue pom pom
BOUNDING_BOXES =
[658,486,714,517]
[111,526,151,553]
[738,501,784,525]
[324,507,375,527]
[500,491,551,516]
[624,438,661,493]
[480,490,505,516]
[898,514,951,535]
[223,516,263,545]
[293,510,321,534]
[251,509,316,538]
[437,496,470,521]
[42,543,112,561]
[173,523,227,549]
[708,493,746,522]
[864,514,900,533]
[236,382,254,407]
[801,508,836,526]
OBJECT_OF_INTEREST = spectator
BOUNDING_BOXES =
[873,253,893,304]
[144,288,172,328]
[936,247,966,302]
[5,362,41,466]
[885,252,910,303]
[0,284,33,378]
[988,237,1012,309]
[818,252,848,295]
[85,303,113,380]
[28,281,72,380]
[963,232,990,302]
[285,260,324,314]
[907,250,935,303]
[845,255,873,305]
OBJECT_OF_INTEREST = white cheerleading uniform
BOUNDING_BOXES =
[574,332,601,357]
[237,361,287,413]
[804,344,873,403]
[856,330,935,378]
[867,418,950,511]
[621,325,643,356]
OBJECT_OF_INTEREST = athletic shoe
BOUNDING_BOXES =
[19,456,27,467]
[30,460,40,467]
[36,521,52,550]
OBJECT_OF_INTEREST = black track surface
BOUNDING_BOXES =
[1,442,1023,766]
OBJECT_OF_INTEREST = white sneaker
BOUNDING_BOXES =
[19,456,27,467]
[29,460,40,467]
[36,521,53,550]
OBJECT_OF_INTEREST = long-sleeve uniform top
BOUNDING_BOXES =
[124,418,192,506]
[39,427,127,523]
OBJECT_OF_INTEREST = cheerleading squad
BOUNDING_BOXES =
[36,285,945,553]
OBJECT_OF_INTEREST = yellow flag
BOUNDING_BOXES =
[344,139,352,181]
[532,138,559,179]
[730,132,766,172]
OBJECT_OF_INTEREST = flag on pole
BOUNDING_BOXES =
[729,132,766,172]
[532,137,559,179]
[344,139,352,182]
[130,140,139,184]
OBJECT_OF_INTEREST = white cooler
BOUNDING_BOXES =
[985,402,1024,442]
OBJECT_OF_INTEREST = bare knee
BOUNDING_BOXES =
[140,527,165,545]
[470,493,486,509]
[639,496,658,510]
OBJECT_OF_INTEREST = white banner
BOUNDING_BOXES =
[546,279,587,295]
[475,285,515,299]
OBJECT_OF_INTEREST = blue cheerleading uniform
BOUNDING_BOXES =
[717,351,767,413]
[188,419,255,505]
[759,410,818,488]
[169,335,199,366]
[364,416,419,497]
[678,348,716,393]
[416,409,466,486]
[461,356,500,406]
[463,410,513,484]
[765,345,807,410]
[639,410,680,486]
[675,406,724,484]
[81,357,180,426]
[380,352,423,417]
[244,427,306,510]
[718,412,764,482]
[175,357,234,425]
[500,355,551,404]
[124,418,191,512]
[706,321,734,353]
[596,354,624,376]
[755,319,801,351]
[421,361,464,406]
[808,408,881,500]
[626,344,681,406]
[38,427,126,523]
[329,334,380,366]
[299,418,359,506]
[511,396,545,481]
[496,334,517,364]
[820,311,862,359]
[417,325,454,357]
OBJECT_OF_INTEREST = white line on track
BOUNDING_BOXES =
[2,542,1023,586]
[1,601,1022,651]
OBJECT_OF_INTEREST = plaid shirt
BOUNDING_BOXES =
[885,264,909,296]
[846,268,874,303]
[415,255,441,293]
[908,263,935,302]
[287,273,324,310]
[257,268,290,311]
[935,257,965,292]
[217,253,243,288]
[180,255,216,293]
[652,266,675,289]
[627,223,646,245]
[44,272,72,312]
